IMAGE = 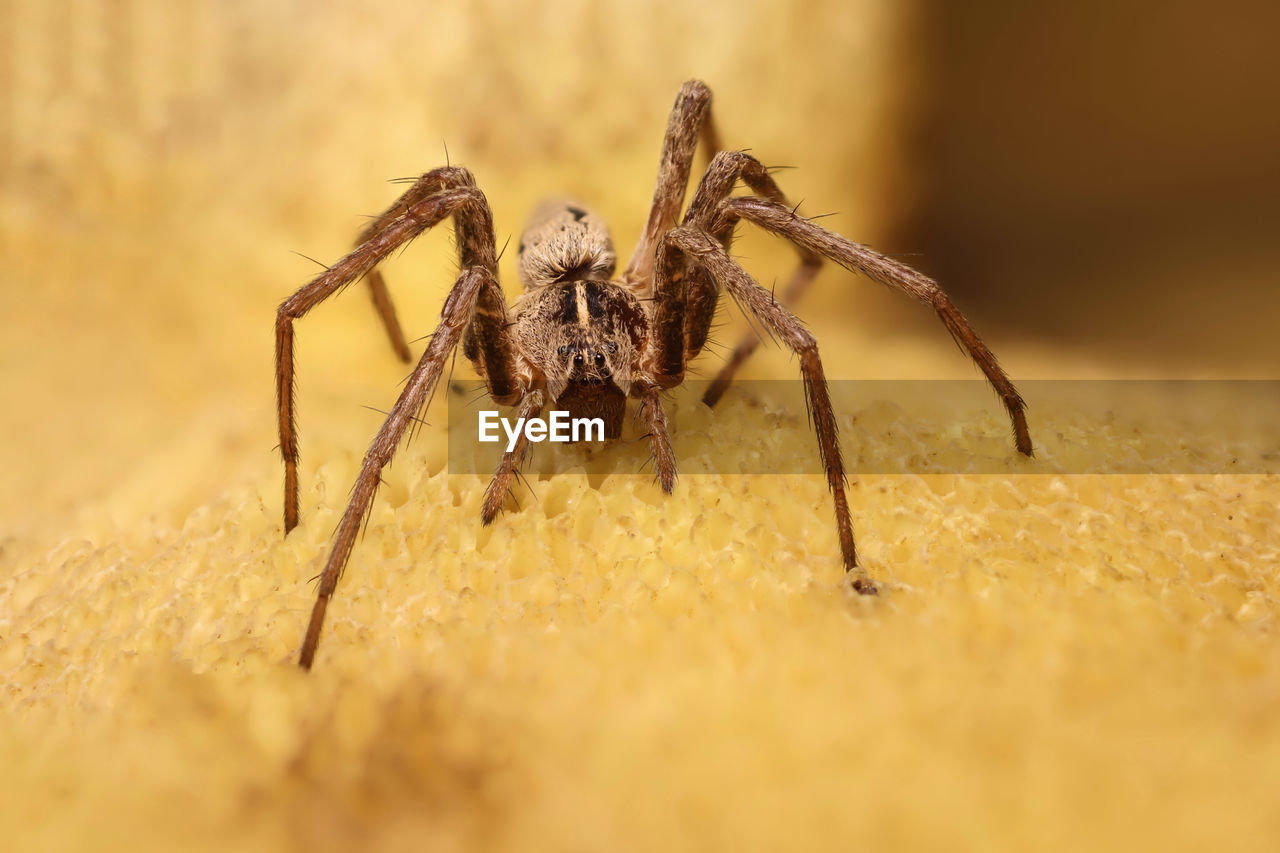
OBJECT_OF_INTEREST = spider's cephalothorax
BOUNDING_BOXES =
[276,80,1035,668]
[514,279,646,436]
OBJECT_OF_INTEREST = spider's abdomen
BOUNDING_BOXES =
[516,199,617,290]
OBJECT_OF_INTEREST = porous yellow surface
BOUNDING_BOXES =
[2,3,1278,851]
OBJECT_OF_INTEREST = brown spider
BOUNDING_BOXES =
[276,80,1034,669]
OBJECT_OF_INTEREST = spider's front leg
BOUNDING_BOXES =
[284,173,523,669]
[632,215,708,494]
[298,264,508,669]
[276,167,504,534]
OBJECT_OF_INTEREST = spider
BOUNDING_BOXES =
[275,80,1034,669]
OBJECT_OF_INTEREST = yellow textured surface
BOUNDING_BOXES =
[2,3,1279,851]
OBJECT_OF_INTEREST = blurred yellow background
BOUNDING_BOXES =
[902,0,1280,371]
[1,1,1277,851]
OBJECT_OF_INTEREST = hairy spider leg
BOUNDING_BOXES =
[679,151,825,405]
[626,88,825,405]
[714,196,1033,457]
[481,390,546,523]
[623,79,721,292]
[276,168,512,534]
[653,226,874,592]
[276,173,525,669]
[298,263,509,669]
[355,170,479,362]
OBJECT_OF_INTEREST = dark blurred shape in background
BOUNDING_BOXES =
[895,0,1280,373]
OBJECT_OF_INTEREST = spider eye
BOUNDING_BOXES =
[573,354,584,368]
[594,353,606,368]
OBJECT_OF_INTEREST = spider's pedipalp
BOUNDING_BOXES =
[482,390,546,523]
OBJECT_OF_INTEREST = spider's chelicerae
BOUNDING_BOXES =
[276,80,1034,669]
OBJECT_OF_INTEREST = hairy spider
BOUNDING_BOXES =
[276,80,1034,669]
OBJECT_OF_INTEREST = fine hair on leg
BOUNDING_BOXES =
[623,80,720,290]
[298,265,509,669]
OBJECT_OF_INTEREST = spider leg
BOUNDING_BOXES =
[622,80,720,290]
[656,227,872,591]
[298,264,501,669]
[481,391,545,523]
[638,385,676,492]
[696,260,814,407]
[626,93,818,403]
[646,152,815,388]
[355,168,482,362]
[277,171,503,534]
[679,151,824,405]
[714,196,1033,457]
